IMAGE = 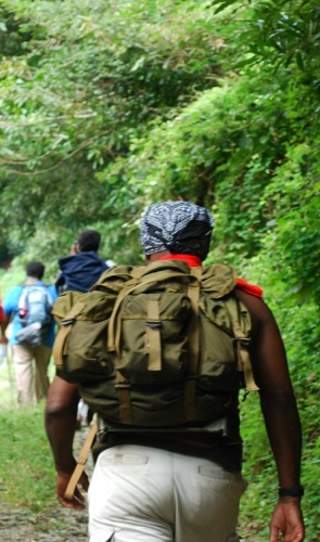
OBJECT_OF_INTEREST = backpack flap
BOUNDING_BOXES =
[92,265,133,294]
[53,290,116,382]
[115,291,193,385]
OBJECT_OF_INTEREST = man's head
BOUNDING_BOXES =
[140,201,214,260]
[77,230,101,253]
[26,261,45,280]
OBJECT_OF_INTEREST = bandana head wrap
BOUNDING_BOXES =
[140,201,214,260]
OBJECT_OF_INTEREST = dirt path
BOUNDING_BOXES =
[0,501,88,542]
[0,425,91,542]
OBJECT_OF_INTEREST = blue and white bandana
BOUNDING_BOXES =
[140,201,214,259]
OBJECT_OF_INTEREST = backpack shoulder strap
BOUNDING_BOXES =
[18,284,31,311]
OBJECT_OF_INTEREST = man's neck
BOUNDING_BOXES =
[25,277,41,285]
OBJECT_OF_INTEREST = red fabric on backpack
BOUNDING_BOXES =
[236,278,263,298]
[157,253,202,267]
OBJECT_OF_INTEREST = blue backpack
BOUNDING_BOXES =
[16,285,53,346]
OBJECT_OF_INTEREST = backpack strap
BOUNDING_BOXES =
[64,414,98,500]
[53,302,85,367]
[114,371,132,424]
[230,299,259,392]
[145,297,162,371]
[184,266,202,421]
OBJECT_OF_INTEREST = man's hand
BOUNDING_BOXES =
[56,470,89,510]
[270,500,304,542]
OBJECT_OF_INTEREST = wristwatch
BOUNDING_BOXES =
[278,485,304,499]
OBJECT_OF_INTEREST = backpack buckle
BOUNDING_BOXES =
[61,317,76,326]
[114,382,130,389]
[233,337,251,347]
[145,320,162,330]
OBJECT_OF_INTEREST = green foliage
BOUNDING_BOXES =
[0,0,225,259]
[0,0,319,537]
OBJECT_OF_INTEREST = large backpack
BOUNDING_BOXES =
[52,260,258,429]
[16,284,53,347]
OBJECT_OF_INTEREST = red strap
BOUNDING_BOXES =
[151,254,264,297]
[157,254,202,267]
[236,278,263,298]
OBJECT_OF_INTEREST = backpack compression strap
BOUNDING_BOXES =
[53,302,85,367]
[184,266,202,421]
[231,299,259,391]
[145,298,162,371]
[64,415,98,500]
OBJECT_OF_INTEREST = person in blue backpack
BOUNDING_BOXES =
[55,229,109,294]
[3,261,57,406]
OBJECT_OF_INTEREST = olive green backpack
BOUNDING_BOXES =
[53,260,258,429]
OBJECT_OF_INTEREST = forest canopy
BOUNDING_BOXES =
[0,1,319,537]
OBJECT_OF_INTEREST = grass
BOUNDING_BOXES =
[0,404,57,513]
[0,265,62,513]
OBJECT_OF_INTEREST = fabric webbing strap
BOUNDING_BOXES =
[53,326,71,367]
[187,267,202,373]
[53,302,84,367]
[145,299,162,371]
[115,371,132,424]
[184,266,202,420]
[232,304,259,392]
[64,415,98,500]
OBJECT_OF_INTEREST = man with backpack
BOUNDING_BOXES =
[3,261,57,405]
[55,229,109,294]
[45,201,304,542]
[55,228,110,424]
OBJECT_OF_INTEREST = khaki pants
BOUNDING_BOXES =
[89,445,246,542]
[12,344,51,406]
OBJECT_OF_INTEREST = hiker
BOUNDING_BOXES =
[3,261,57,405]
[56,229,111,425]
[45,201,304,542]
[55,229,109,294]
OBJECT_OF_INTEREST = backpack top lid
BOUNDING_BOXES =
[99,259,238,298]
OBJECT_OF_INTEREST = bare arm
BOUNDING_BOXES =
[45,375,88,509]
[236,289,304,542]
